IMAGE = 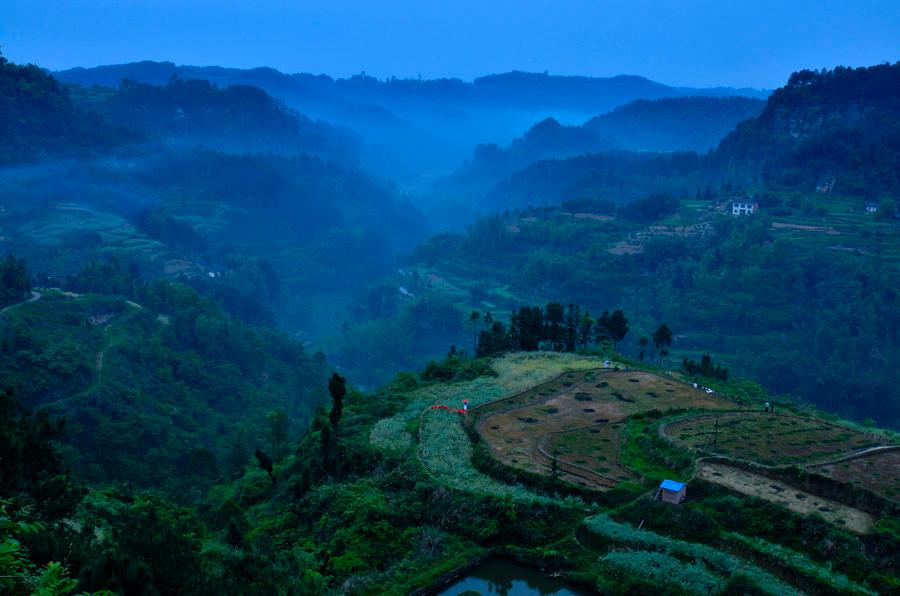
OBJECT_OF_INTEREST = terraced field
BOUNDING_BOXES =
[472,368,735,489]
[370,352,602,501]
[664,413,885,465]
[696,461,876,534]
[808,447,900,502]
[0,203,188,277]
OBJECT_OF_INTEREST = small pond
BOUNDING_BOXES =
[435,558,593,595]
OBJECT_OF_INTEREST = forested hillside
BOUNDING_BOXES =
[438,64,900,219]
[0,53,134,163]
[406,191,900,427]
[0,147,426,334]
[478,150,704,213]
[429,118,619,218]
[713,63,900,195]
[429,97,762,226]
[0,259,330,490]
[68,77,360,165]
[0,54,428,338]
[583,96,765,152]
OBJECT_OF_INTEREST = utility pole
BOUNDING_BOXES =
[713,417,719,446]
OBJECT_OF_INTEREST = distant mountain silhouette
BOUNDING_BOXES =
[55,62,770,186]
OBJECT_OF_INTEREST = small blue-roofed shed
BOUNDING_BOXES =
[658,479,687,504]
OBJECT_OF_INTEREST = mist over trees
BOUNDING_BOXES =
[1,42,899,595]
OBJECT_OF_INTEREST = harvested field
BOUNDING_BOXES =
[474,369,735,489]
[771,222,840,234]
[664,413,883,465]
[697,461,875,534]
[543,422,636,485]
[808,447,900,503]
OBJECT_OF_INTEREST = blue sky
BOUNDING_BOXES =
[3,0,898,87]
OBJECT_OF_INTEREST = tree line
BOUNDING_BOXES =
[470,303,673,366]
[682,354,729,381]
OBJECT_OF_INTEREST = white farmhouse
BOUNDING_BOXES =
[731,201,758,215]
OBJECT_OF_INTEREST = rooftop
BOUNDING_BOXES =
[659,479,686,492]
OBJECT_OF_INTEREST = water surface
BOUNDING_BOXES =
[436,558,593,595]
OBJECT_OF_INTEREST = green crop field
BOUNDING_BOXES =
[665,412,885,465]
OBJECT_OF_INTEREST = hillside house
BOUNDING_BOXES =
[657,479,687,504]
[731,201,758,215]
[865,202,879,213]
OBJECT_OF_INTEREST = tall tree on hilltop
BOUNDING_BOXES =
[608,309,629,353]
[578,311,594,349]
[595,310,612,346]
[545,302,566,351]
[477,320,511,357]
[653,323,673,369]
[510,305,543,351]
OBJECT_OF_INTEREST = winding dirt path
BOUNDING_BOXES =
[0,290,41,315]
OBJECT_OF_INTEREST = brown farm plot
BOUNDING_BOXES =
[808,447,900,502]
[664,412,885,466]
[473,368,735,489]
[696,461,875,534]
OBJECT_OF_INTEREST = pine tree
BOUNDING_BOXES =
[653,324,673,369]
[608,310,629,353]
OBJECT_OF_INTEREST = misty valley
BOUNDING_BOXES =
[1,34,899,596]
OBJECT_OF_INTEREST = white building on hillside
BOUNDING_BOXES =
[732,201,758,215]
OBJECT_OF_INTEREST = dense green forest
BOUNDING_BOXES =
[0,54,135,163]
[713,64,900,195]
[1,259,330,490]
